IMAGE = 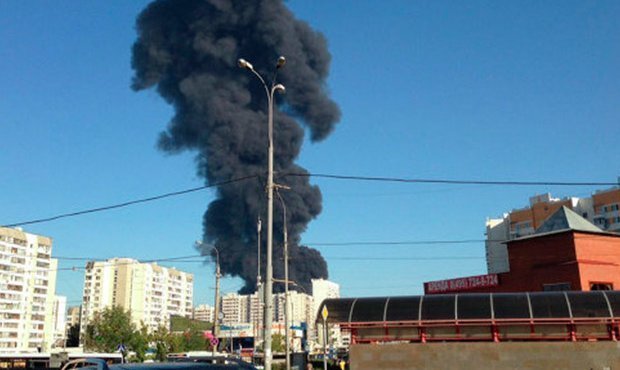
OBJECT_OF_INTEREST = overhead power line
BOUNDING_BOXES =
[286,173,620,187]
[1,175,258,228]
[322,256,483,261]
[2,172,617,228]
[307,239,487,246]
[14,254,208,275]
[52,254,205,263]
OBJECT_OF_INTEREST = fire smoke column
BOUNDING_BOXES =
[131,0,340,293]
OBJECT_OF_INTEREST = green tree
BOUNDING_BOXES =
[130,325,150,362]
[180,326,208,351]
[83,306,147,357]
[166,334,186,353]
[271,333,285,353]
[151,325,172,362]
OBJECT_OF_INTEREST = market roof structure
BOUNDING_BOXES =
[316,291,620,324]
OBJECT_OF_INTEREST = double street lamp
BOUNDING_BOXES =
[238,56,286,370]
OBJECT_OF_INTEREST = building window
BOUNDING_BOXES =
[590,282,613,291]
[543,282,571,291]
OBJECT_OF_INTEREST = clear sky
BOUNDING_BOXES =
[1,1,619,308]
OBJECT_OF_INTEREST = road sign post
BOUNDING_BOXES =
[321,306,329,370]
[116,344,127,363]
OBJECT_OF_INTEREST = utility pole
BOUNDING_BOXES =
[214,254,221,339]
[196,241,222,338]
[195,241,221,355]
[276,190,291,370]
[284,215,290,370]
[256,217,262,352]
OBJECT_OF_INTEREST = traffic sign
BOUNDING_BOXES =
[321,306,329,320]
[210,337,219,347]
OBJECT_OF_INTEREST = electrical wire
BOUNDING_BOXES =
[322,256,483,261]
[1,175,258,228]
[18,252,620,275]
[7,254,209,274]
[306,239,488,246]
[2,172,617,228]
[285,172,620,187]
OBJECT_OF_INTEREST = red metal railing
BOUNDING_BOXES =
[342,317,619,344]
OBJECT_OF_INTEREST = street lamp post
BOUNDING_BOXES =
[238,56,286,370]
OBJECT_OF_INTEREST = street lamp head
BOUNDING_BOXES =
[276,56,286,69]
[196,240,219,257]
[238,58,253,70]
[274,84,286,93]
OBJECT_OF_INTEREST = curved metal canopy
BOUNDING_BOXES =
[316,291,620,324]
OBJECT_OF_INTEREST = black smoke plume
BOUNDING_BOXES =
[131,0,340,293]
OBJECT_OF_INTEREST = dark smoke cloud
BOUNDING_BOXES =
[131,0,340,293]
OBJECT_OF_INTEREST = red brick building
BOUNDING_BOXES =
[425,206,620,294]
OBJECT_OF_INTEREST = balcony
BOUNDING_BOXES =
[36,253,50,260]
[0,323,19,330]
[0,305,21,313]
[9,258,26,265]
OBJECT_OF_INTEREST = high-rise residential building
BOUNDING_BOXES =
[219,291,314,326]
[66,306,81,329]
[486,186,620,274]
[216,290,317,350]
[274,291,314,326]
[248,291,262,327]
[220,292,250,325]
[65,305,81,344]
[0,227,58,353]
[193,304,214,322]
[311,279,340,317]
[51,295,67,348]
[311,279,341,348]
[80,258,193,334]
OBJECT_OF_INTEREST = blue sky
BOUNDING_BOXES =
[1,1,619,308]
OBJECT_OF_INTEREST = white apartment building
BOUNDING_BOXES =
[274,291,314,326]
[215,282,345,349]
[220,291,314,326]
[80,258,193,334]
[486,186,620,274]
[220,292,250,325]
[66,306,81,329]
[193,304,214,322]
[0,227,58,353]
[51,295,67,348]
[217,290,314,350]
[311,279,341,349]
[311,279,340,317]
